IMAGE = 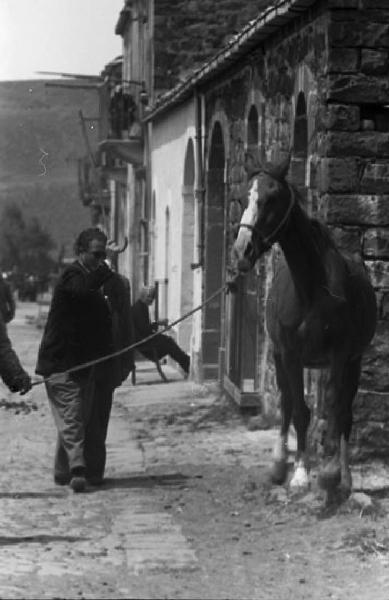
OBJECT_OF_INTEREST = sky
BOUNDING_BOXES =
[0,0,125,80]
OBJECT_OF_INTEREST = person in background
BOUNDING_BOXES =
[131,286,190,377]
[0,273,16,325]
[35,227,133,493]
[0,311,31,395]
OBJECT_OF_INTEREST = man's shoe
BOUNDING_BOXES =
[181,355,190,379]
[70,476,86,493]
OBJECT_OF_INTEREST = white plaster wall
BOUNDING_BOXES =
[151,98,199,351]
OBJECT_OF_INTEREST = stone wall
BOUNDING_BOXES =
[154,0,272,91]
[320,0,389,460]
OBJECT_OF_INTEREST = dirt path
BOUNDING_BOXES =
[1,303,389,599]
[122,393,389,600]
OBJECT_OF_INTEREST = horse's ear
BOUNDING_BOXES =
[244,150,262,179]
[272,152,291,180]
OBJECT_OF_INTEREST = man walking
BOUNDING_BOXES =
[36,227,132,492]
[0,273,16,325]
[0,313,31,394]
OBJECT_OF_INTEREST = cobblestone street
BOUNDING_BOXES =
[2,304,389,600]
[0,303,210,599]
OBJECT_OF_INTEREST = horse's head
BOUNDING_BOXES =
[232,152,294,273]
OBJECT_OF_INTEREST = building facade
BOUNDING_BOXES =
[82,0,389,460]
[146,0,389,460]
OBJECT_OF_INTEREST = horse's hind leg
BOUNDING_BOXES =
[319,357,361,495]
[338,357,361,494]
[270,353,294,485]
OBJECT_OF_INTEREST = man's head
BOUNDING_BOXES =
[74,228,108,271]
[139,285,156,305]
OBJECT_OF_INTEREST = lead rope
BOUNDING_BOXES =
[31,284,229,387]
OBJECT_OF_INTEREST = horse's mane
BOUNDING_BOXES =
[290,184,340,256]
[309,219,339,254]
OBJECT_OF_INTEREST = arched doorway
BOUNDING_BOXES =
[203,122,226,380]
[225,105,261,403]
[179,139,195,351]
[291,91,308,205]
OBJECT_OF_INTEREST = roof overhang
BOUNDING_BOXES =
[115,2,132,36]
[99,138,144,166]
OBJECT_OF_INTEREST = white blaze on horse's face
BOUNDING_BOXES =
[234,176,260,259]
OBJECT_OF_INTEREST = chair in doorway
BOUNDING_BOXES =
[130,317,170,385]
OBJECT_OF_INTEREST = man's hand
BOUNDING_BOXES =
[106,237,128,255]
[10,372,32,395]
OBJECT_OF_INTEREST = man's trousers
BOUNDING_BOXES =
[45,370,114,482]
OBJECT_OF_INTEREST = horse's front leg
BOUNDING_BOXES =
[288,357,310,492]
[270,353,293,485]
[271,353,310,491]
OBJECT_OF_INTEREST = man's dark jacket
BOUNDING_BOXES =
[36,261,115,378]
[102,272,135,388]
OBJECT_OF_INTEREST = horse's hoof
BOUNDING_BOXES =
[290,465,310,493]
[340,472,352,497]
[318,467,341,491]
[270,460,288,485]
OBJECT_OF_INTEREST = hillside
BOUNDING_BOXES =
[0,80,99,258]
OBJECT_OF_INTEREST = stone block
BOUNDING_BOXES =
[318,158,359,193]
[328,21,389,47]
[327,48,359,73]
[321,194,389,226]
[363,228,389,259]
[361,49,389,76]
[361,162,389,193]
[330,9,389,22]
[331,226,362,255]
[327,0,359,6]
[361,0,389,8]
[321,103,360,131]
[327,74,389,104]
[353,392,389,425]
[350,421,389,461]
[322,131,389,158]
[361,320,389,388]
[380,291,389,319]
[365,259,389,287]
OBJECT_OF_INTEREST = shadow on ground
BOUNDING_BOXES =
[0,534,89,546]
[100,472,192,490]
[0,491,66,499]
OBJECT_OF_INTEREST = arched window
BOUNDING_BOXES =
[247,105,259,152]
[291,91,308,205]
[294,92,308,158]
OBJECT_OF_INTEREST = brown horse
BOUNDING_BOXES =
[232,153,377,494]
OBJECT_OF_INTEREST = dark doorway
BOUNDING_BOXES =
[291,91,308,205]
[180,139,195,352]
[203,122,226,380]
[224,106,261,406]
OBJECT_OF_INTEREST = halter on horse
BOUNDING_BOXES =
[232,151,377,495]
